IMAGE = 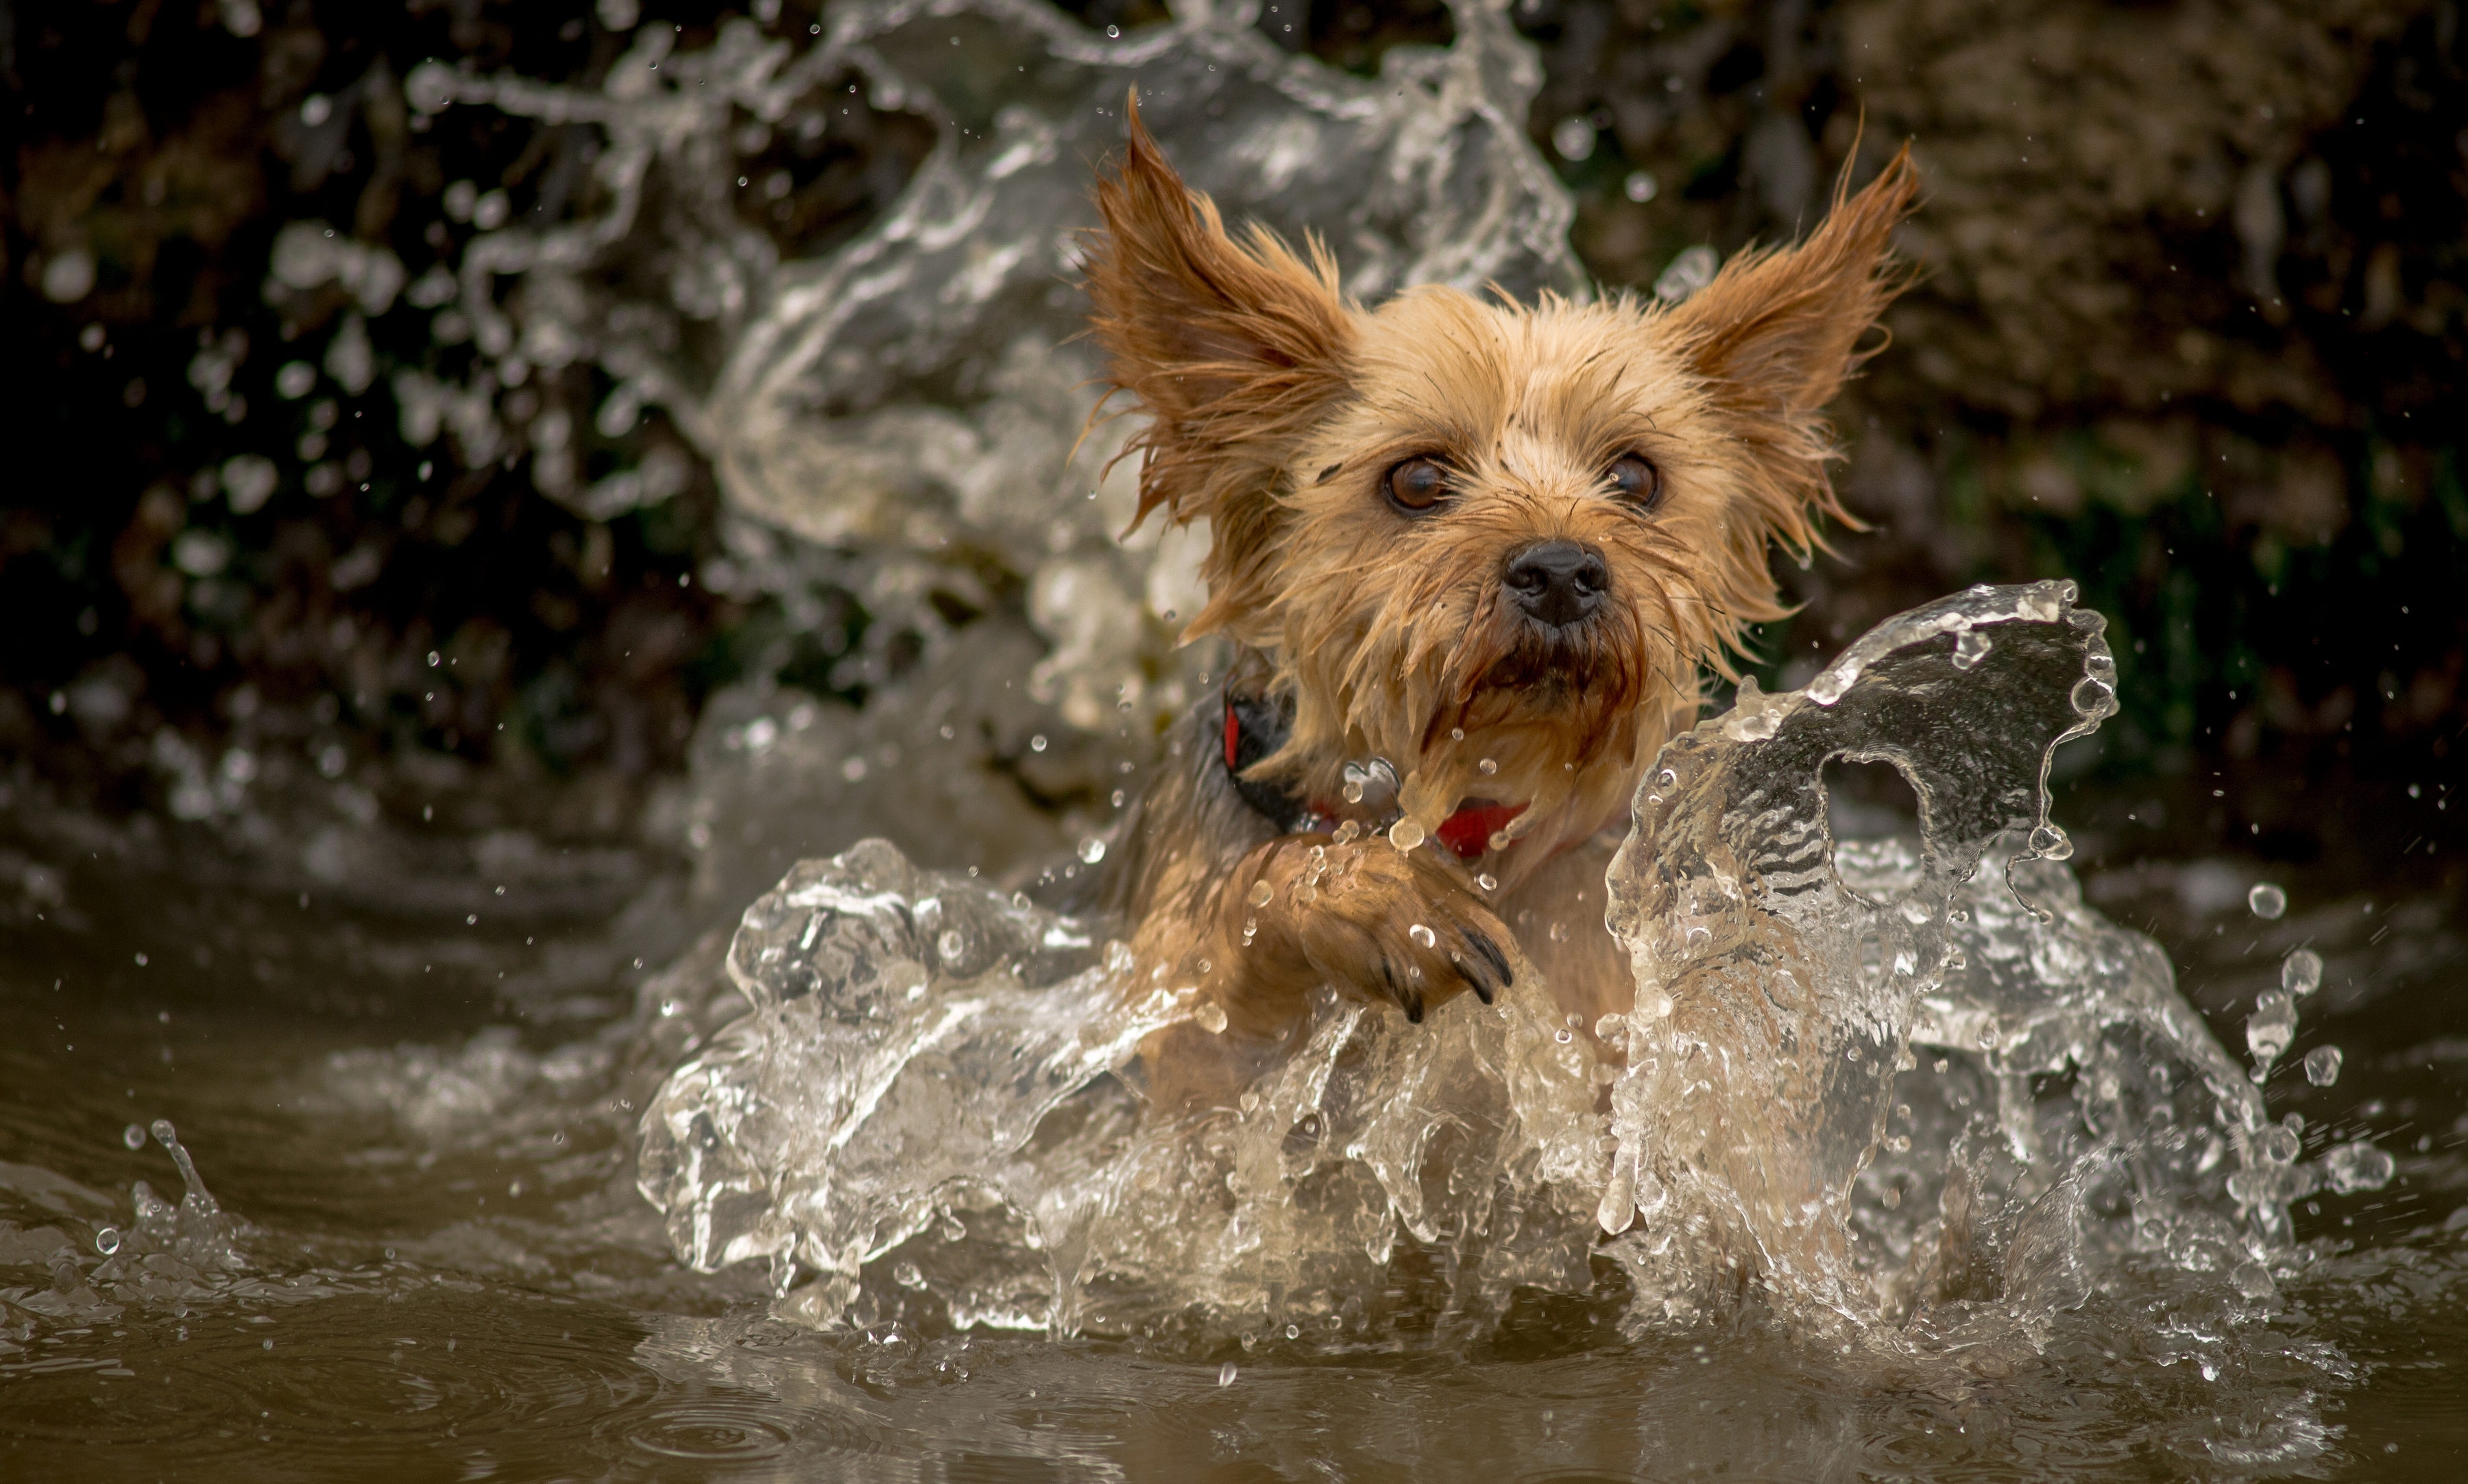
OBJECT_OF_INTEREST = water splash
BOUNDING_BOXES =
[398,0,1577,744]
[639,582,2397,1361]
[125,1119,250,1277]
[375,0,1591,894]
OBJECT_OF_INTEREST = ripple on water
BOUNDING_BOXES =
[613,1400,799,1460]
[0,1287,670,1471]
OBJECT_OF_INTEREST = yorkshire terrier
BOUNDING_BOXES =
[1089,96,1917,1109]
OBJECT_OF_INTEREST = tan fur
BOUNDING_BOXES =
[1089,95,1917,1110]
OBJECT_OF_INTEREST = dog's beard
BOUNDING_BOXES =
[1391,591,1675,855]
[1260,561,1710,870]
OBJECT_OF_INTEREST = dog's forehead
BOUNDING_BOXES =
[1348,290,1695,435]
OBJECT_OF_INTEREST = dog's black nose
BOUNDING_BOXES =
[1503,542,1608,628]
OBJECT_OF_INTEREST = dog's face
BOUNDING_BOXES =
[1089,101,1915,873]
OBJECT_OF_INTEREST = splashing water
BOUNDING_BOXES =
[641,581,2393,1389]
[396,0,1575,759]
[376,0,1596,904]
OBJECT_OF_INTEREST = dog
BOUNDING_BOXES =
[1089,95,1917,1110]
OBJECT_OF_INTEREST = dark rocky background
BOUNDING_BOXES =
[3,0,2462,877]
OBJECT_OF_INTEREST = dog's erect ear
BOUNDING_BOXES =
[1667,145,1920,554]
[1085,90,1353,635]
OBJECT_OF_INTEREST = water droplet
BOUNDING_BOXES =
[122,1123,145,1151]
[1078,837,1107,864]
[1408,923,1436,948]
[1105,23,1120,36]
[2323,1141,2395,1194]
[2282,947,2323,996]
[1218,1362,1237,1387]
[94,1226,121,1256]
[1195,1000,1229,1034]
[2247,882,2287,919]
[1477,757,1497,775]
[1951,629,1993,670]
[2303,1045,2343,1087]
[1388,818,1426,851]
[1248,881,1274,908]
[2259,1124,2301,1165]
[1475,873,1497,892]
[937,930,965,963]
[2229,1261,2275,1300]
[1029,734,1048,753]
[2027,823,2072,860]
[893,1261,926,1289]
[2246,988,2297,1068]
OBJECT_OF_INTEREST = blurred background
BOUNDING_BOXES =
[3,0,2462,889]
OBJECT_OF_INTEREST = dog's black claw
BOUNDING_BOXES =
[1454,953,1496,1006]
[1466,929,1514,992]
[1378,960,1417,1021]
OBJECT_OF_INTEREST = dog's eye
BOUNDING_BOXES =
[1608,452,1662,509]
[1386,457,1449,513]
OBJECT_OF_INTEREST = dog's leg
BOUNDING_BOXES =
[1496,836,1636,1039]
[1130,829,1516,1040]
[1109,714,1515,1067]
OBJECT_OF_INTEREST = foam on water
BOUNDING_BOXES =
[639,582,2395,1420]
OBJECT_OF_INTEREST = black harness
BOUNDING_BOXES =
[1220,689,1316,833]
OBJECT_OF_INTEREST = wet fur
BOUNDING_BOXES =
[1089,96,1917,1112]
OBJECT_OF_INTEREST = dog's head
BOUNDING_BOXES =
[1087,97,1917,872]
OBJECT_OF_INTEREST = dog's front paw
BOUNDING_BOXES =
[1263,838,1514,1023]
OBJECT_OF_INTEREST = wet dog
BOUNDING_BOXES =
[1089,97,1916,1108]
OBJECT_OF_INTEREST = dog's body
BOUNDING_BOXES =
[1089,101,1915,1112]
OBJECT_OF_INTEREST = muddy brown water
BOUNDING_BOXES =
[1,773,2462,1483]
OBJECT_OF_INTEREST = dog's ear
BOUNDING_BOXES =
[1667,145,1920,555]
[1085,90,1354,636]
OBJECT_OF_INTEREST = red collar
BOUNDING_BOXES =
[1222,692,1524,858]
[1431,800,1528,858]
